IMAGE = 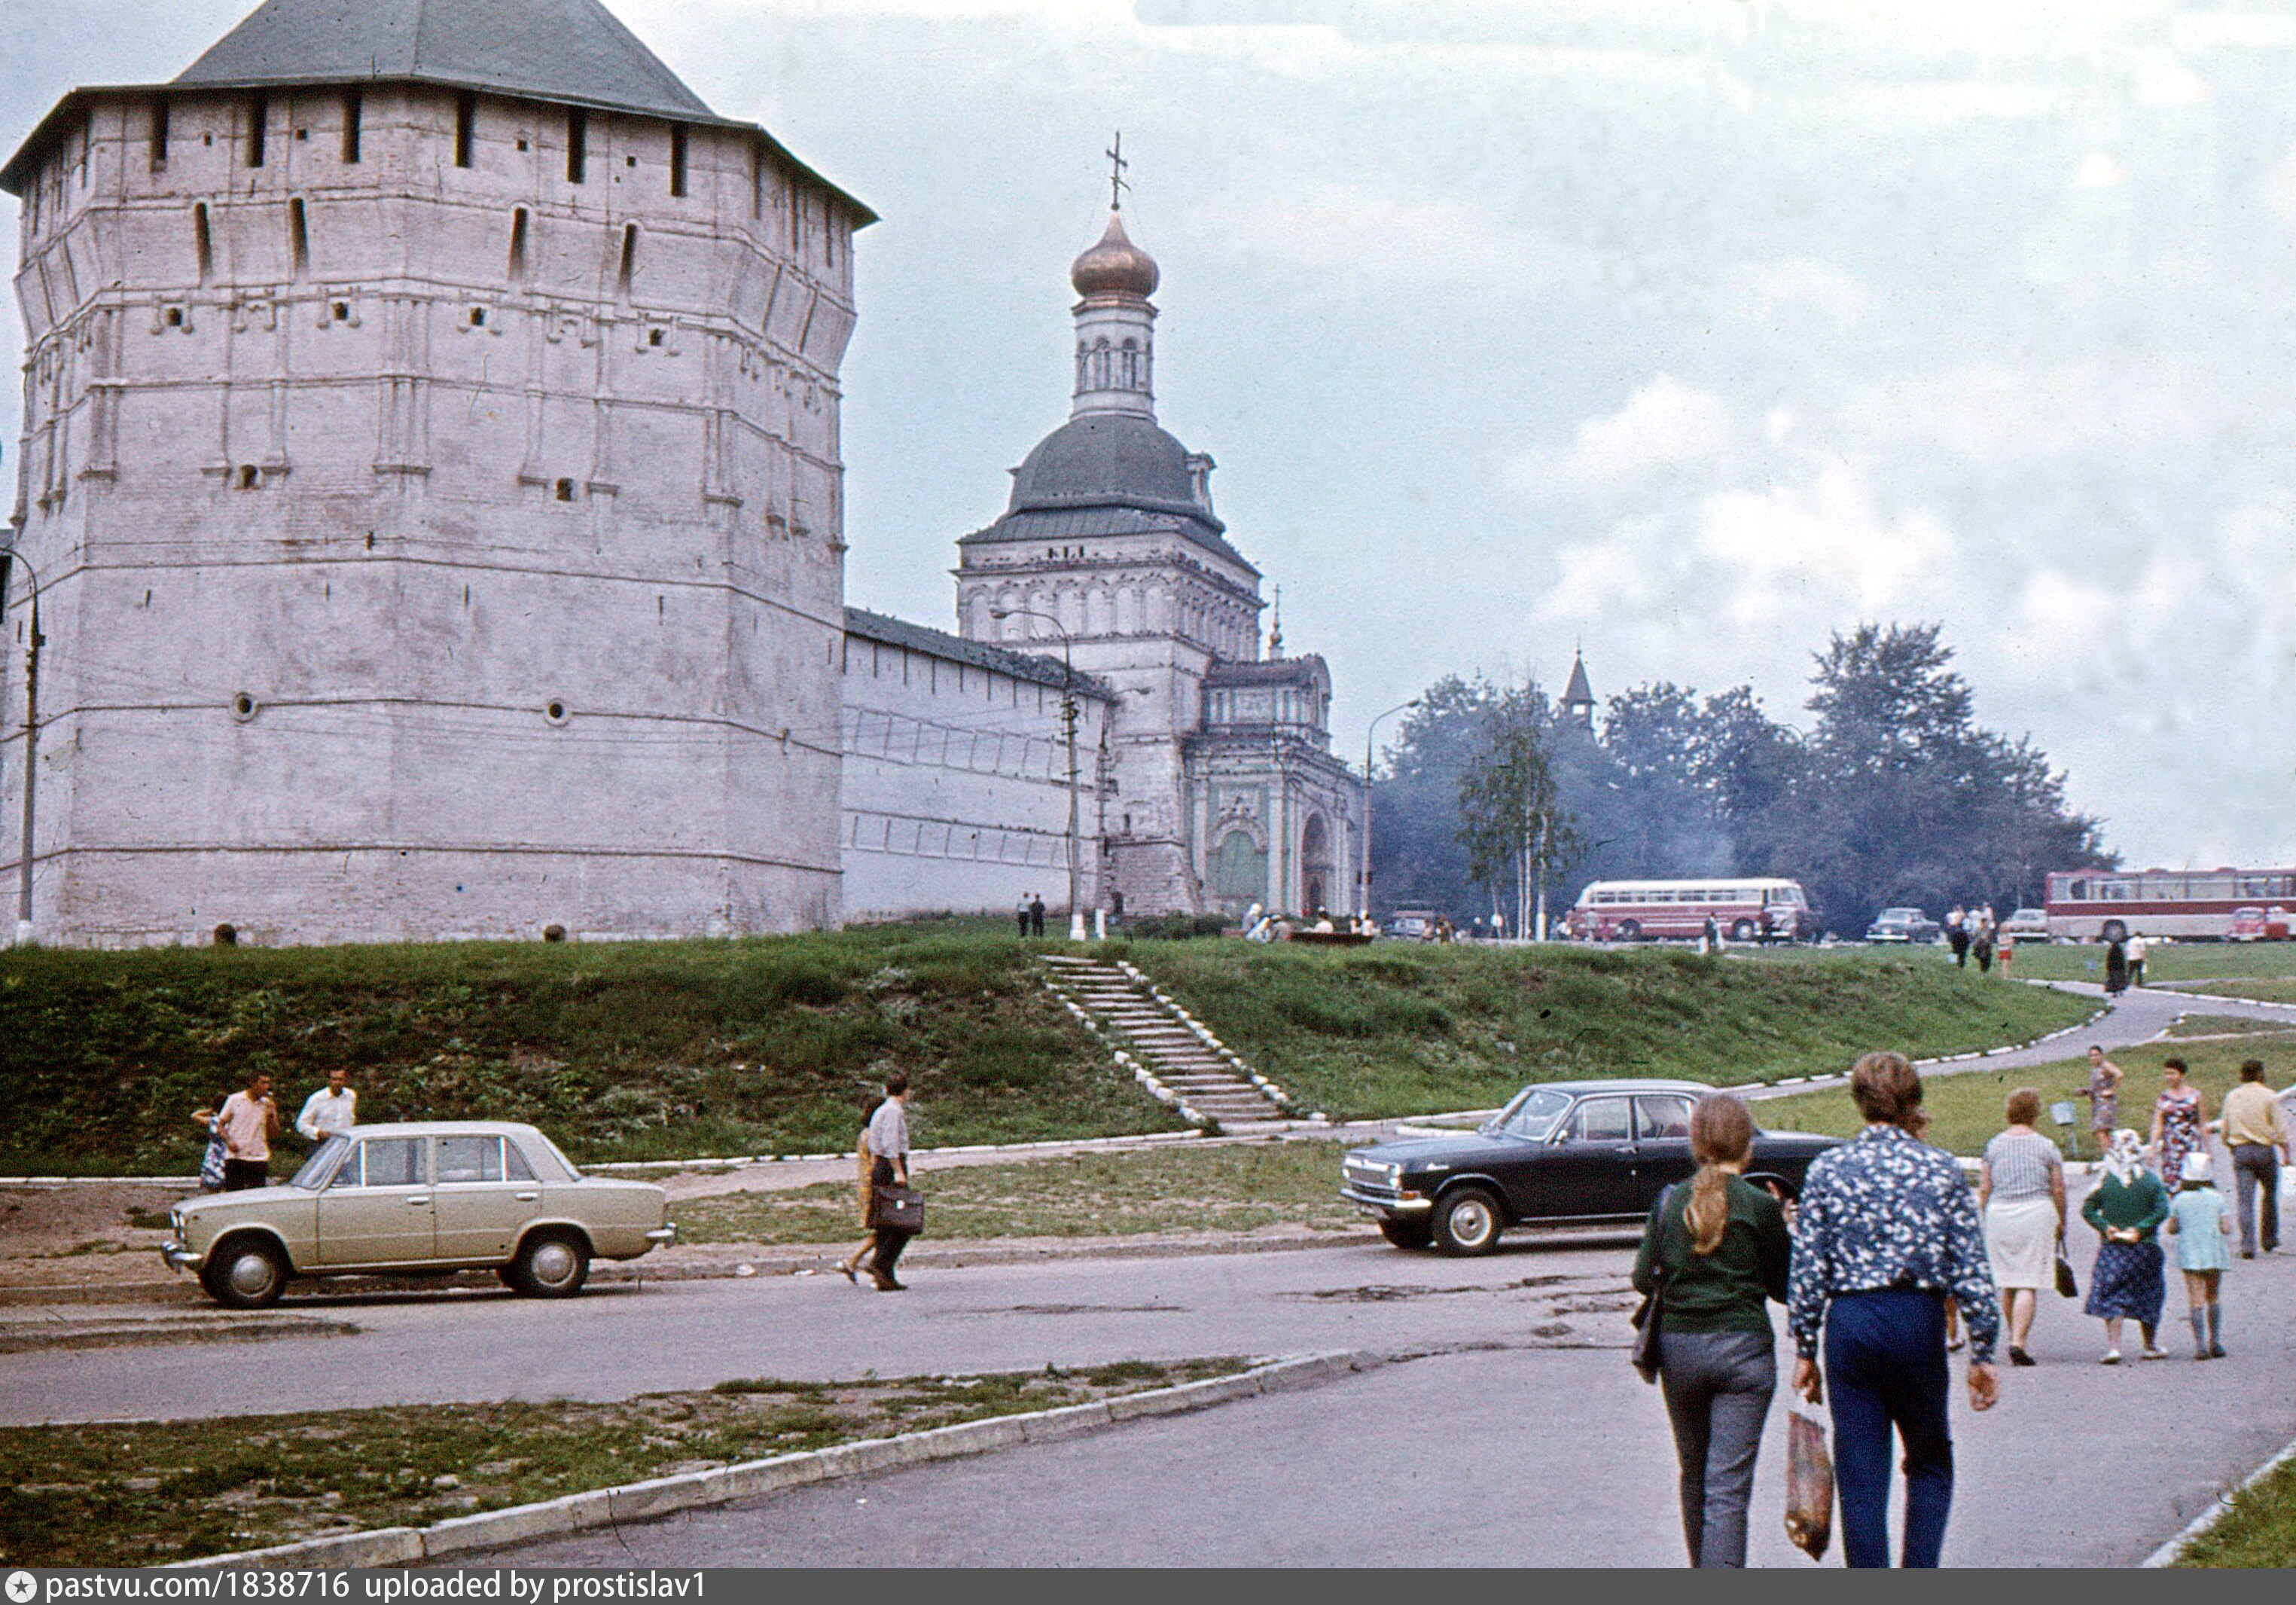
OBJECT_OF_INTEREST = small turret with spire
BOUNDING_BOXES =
[1069,133,1160,422]
[1560,650,1595,730]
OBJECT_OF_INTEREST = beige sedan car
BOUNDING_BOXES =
[163,1121,675,1307]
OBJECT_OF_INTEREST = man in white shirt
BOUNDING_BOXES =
[2126,933,2149,987]
[863,1073,914,1291]
[297,1068,358,1142]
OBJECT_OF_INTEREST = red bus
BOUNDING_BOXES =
[1565,878,1815,943]
[2044,868,2296,942]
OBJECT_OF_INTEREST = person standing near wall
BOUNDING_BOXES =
[294,1068,358,1143]
[1788,1051,2000,1569]
[215,1072,280,1192]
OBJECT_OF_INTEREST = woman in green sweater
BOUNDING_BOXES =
[2081,1128,2171,1362]
[1633,1094,1794,1568]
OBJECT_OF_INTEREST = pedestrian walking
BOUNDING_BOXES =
[838,1094,885,1285]
[1947,907,1970,969]
[1632,1094,1791,1568]
[294,1067,358,1143]
[2104,937,2130,996]
[2078,1046,2124,1161]
[1016,896,1031,938]
[2081,1130,2170,1362]
[2166,1152,2231,1359]
[1788,1051,2000,1570]
[1972,921,1995,975]
[214,1071,280,1192]
[864,1072,916,1291]
[1029,894,1047,938]
[191,1096,230,1192]
[1700,913,1720,957]
[2149,1057,2206,1208]
[2127,933,2148,987]
[2218,1057,2287,1258]
[1996,929,2014,979]
[1978,1089,2066,1368]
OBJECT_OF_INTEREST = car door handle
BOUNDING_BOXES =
[407,1195,431,1206]
[514,1192,538,1202]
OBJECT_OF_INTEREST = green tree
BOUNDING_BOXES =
[1456,688,1579,938]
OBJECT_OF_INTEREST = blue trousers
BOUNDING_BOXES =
[1823,1290,1954,1568]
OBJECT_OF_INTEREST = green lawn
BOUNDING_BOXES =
[1118,941,2093,1121]
[0,922,1183,1175]
[1755,1037,2296,1158]
[0,1359,1246,1567]
[2179,980,2296,1005]
[674,1137,1367,1244]
[2006,943,2296,984]
[2177,1460,2296,1566]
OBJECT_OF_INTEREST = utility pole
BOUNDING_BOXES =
[3,547,42,946]
[994,606,1087,941]
[1361,698,1419,920]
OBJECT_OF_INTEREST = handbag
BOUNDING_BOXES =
[1629,1184,1679,1384]
[1784,1407,1835,1560]
[2054,1234,2079,1299]
[871,1184,924,1234]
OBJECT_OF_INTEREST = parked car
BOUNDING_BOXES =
[2000,908,2049,939]
[2229,906,2291,942]
[1339,1081,1840,1254]
[1865,907,1941,944]
[163,1121,675,1308]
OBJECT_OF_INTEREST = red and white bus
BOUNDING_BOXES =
[2045,868,2296,942]
[1565,878,1815,944]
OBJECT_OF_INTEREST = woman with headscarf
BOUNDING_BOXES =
[2104,938,2130,996]
[2081,1130,2171,1362]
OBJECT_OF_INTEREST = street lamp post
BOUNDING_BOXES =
[1360,698,1419,921]
[2,547,44,946]
[992,606,1087,941]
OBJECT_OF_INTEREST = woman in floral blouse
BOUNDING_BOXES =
[1788,1052,2000,1568]
[2149,1058,2207,1213]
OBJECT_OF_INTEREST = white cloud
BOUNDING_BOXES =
[1508,375,1733,496]
[1695,465,1959,622]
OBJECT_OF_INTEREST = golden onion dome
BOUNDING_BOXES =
[1070,211,1160,298]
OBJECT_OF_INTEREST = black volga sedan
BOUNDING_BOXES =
[1340,1079,1840,1255]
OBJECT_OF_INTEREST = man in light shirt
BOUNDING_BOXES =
[2221,1057,2289,1258]
[2126,932,2149,987]
[863,1072,914,1291]
[296,1068,358,1143]
[216,1071,279,1191]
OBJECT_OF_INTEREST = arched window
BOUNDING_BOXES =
[1092,338,1111,389]
[1121,338,1139,389]
[1076,343,1090,392]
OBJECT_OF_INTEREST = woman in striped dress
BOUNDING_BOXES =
[1979,1089,2066,1367]
[2150,1059,2206,1207]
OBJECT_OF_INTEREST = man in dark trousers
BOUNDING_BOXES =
[1029,894,1047,938]
[1016,896,1031,938]
[864,1073,916,1291]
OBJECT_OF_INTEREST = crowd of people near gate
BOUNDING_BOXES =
[1633,1047,2292,1570]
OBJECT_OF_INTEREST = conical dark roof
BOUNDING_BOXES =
[173,0,713,121]
[1562,652,1594,707]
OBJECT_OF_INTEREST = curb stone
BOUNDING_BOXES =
[2141,1432,2296,1567]
[163,1350,1371,1569]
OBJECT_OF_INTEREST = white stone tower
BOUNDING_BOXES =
[2,0,869,945]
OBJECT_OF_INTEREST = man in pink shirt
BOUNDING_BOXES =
[217,1072,280,1192]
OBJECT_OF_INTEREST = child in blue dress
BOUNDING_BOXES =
[2167,1152,2232,1359]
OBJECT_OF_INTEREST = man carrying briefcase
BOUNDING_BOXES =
[865,1073,921,1290]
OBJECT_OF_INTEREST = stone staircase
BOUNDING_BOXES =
[1038,954,1310,1132]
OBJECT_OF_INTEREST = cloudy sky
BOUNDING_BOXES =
[6,0,2294,871]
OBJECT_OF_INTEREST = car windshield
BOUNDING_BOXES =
[291,1135,349,1190]
[1486,1088,1573,1141]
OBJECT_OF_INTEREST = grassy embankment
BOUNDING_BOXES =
[2005,941,2296,987]
[1115,941,2090,1121]
[0,923,1180,1176]
[1,930,2091,1176]
[2177,1463,2296,1566]
[0,1359,1246,1568]
[1755,1033,2296,1158]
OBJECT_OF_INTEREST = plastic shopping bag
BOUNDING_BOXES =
[1785,1407,1834,1561]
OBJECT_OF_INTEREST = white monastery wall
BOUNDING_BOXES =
[5,80,861,945]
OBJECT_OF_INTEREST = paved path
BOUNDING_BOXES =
[485,1193,2296,1569]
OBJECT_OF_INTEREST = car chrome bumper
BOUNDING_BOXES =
[1339,1185,1430,1216]
[160,1240,200,1274]
[644,1224,678,1247]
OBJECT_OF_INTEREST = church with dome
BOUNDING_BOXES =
[0,0,1361,945]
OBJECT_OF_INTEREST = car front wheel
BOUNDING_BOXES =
[506,1230,590,1297]
[201,1237,288,1309]
[1432,1188,1505,1256]
[1615,920,1642,942]
[1379,1218,1434,1250]
[1729,920,1755,941]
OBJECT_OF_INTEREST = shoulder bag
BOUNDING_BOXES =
[2053,1231,2079,1299]
[1630,1184,1680,1384]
